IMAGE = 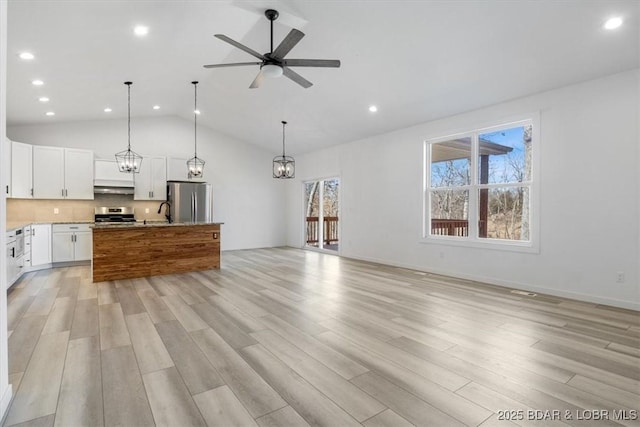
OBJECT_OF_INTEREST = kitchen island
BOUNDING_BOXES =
[91,222,222,282]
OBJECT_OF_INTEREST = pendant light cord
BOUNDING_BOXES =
[193,81,198,157]
[281,121,287,157]
[126,82,132,150]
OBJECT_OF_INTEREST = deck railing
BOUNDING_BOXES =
[430,219,487,237]
[306,216,339,245]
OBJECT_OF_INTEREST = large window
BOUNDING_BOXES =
[424,120,535,248]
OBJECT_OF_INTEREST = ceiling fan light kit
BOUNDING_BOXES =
[203,9,341,89]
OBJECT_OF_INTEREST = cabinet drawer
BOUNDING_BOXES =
[52,223,91,233]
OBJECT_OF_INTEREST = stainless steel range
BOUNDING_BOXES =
[94,207,136,224]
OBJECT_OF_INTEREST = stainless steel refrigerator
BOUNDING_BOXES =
[167,181,213,223]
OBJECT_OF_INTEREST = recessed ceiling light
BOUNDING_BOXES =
[134,25,149,36]
[19,52,35,60]
[604,16,623,30]
[32,79,44,86]
[104,108,112,113]
[194,109,201,115]
[38,97,49,102]
[369,105,378,113]
[45,111,55,116]
[153,105,160,110]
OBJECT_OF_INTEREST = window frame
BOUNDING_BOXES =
[422,115,540,253]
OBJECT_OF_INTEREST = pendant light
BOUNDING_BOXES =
[115,81,143,173]
[273,121,295,179]
[187,81,205,179]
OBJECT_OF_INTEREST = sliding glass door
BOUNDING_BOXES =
[304,178,340,252]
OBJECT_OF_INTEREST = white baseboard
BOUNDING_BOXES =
[341,253,640,312]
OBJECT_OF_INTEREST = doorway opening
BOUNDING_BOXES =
[304,178,340,252]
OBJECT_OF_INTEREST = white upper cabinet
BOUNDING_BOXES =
[64,148,94,199]
[11,141,33,198]
[167,157,206,182]
[134,156,166,200]
[33,146,65,198]
[33,146,94,199]
[3,137,11,197]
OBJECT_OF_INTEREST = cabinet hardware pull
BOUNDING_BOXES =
[213,232,218,239]
[30,188,33,196]
[5,185,8,194]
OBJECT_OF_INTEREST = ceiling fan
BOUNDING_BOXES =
[203,9,340,89]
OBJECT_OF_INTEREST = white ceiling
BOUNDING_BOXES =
[6,0,639,154]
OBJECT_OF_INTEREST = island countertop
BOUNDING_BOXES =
[92,222,222,282]
[91,221,224,229]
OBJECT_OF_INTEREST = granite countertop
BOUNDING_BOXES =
[6,221,94,232]
[92,222,223,229]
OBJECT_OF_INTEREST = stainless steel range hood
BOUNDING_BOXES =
[94,159,135,195]
[94,185,135,195]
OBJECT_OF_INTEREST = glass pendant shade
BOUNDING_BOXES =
[115,81,142,173]
[187,81,205,179]
[273,121,294,179]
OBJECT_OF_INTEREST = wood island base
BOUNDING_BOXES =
[92,223,221,282]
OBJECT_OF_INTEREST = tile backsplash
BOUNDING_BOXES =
[7,194,167,223]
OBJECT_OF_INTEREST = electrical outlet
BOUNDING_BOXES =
[616,271,625,283]
[145,208,149,214]
[53,208,59,214]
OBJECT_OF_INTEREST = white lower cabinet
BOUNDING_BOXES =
[30,224,52,266]
[52,224,91,262]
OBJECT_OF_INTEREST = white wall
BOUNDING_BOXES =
[286,69,640,310]
[8,116,287,251]
[0,0,13,419]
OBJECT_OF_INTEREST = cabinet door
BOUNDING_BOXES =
[3,138,11,197]
[23,226,32,267]
[6,243,15,288]
[150,157,167,200]
[52,231,74,262]
[64,148,94,199]
[33,146,65,199]
[31,224,52,266]
[73,232,92,261]
[134,156,166,200]
[133,159,151,200]
[11,141,33,198]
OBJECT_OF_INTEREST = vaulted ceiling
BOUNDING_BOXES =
[6,0,639,154]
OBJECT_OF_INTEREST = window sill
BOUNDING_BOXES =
[419,235,540,254]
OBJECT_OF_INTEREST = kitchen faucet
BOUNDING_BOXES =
[157,201,172,223]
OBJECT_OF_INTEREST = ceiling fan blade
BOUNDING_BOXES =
[214,34,266,60]
[203,62,262,69]
[249,70,265,89]
[283,67,312,89]
[283,59,341,68]
[271,29,305,60]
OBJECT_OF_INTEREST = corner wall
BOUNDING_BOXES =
[8,116,287,251]
[286,69,640,310]
[0,0,13,419]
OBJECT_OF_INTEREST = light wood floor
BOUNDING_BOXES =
[3,247,639,427]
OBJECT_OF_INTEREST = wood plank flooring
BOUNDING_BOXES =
[3,247,639,426]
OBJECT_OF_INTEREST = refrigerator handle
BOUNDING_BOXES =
[194,192,198,223]
[191,192,195,223]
